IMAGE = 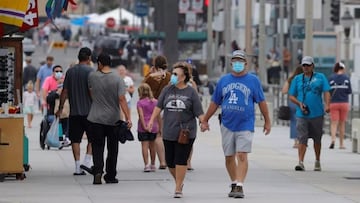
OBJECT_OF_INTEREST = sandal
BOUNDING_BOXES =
[158,165,167,170]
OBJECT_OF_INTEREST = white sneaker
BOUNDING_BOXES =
[62,138,71,147]
[144,165,151,172]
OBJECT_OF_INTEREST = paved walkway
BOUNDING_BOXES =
[1,105,360,203]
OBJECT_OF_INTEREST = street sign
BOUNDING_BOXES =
[106,17,116,28]
[135,1,149,17]
[290,24,305,41]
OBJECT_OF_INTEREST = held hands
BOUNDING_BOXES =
[200,121,210,132]
[146,120,153,132]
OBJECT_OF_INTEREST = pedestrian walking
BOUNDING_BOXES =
[23,81,37,128]
[23,57,37,90]
[288,56,331,172]
[143,55,170,170]
[147,62,205,198]
[117,65,135,108]
[137,83,159,172]
[201,50,271,199]
[282,66,303,148]
[87,53,132,184]
[328,62,352,149]
[56,47,94,176]
[35,56,54,112]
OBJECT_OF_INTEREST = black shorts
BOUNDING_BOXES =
[68,115,91,143]
[138,132,157,141]
[163,139,195,168]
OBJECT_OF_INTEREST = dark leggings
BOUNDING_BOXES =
[163,139,195,168]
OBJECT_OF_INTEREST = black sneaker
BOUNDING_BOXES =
[232,185,245,198]
[80,165,94,175]
[93,173,102,185]
[228,184,237,197]
[104,174,119,184]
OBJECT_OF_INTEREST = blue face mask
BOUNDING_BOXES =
[232,62,245,73]
[55,72,63,79]
[170,74,178,85]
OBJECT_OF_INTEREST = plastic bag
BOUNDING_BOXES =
[45,117,60,147]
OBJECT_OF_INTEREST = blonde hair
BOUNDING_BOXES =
[26,80,34,91]
[138,83,154,100]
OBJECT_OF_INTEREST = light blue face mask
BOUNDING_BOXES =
[232,62,245,73]
[55,72,63,79]
[170,74,178,85]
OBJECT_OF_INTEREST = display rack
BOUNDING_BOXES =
[0,36,25,181]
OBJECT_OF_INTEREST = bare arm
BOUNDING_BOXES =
[55,88,68,116]
[324,91,330,113]
[200,102,219,131]
[119,95,131,122]
[137,106,147,131]
[35,78,41,97]
[147,106,162,130]
[281,81,289,94]
[258,101,271,135]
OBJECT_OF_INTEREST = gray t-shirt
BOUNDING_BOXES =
[87,71,126,126]
[63,64,93,116]
[157,85,204,141]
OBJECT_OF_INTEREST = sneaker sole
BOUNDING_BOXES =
[295,166,305,171]
[233,194,245,198]
[314,168,321,171]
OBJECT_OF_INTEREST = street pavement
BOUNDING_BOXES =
[5,42,358,203]
[1,97,360,203]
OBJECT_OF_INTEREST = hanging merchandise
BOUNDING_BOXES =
[45,0,76,29]
[0,0,29,27]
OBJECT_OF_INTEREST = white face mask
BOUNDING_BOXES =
[55,72,63,79]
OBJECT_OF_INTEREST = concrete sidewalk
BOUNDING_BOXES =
[1,108,360,203]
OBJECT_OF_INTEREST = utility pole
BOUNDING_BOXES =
[279,0,284,71]
[304,0,313,56]
[206,0,213,77]
[245,0,252,67]
[259,0,267,84]
[224,0,232,73]
[163,0,178,65]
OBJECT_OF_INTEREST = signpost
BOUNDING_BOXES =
[290,24,305,41]
[135,1,149,17]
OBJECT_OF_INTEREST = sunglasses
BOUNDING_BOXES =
[54,70,63,73]
[302,64,312,67]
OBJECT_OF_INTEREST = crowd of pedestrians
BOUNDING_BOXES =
[23,46,353,199]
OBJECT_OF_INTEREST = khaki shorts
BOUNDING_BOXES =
[220,124,253,156]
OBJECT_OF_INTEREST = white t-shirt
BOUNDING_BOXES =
[23,91,37,107]
[123,76,134,103]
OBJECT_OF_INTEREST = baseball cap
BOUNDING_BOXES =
[339,62,345,68]
[78,47,92,57]
[301,56,314,65]
[231,50,246,60]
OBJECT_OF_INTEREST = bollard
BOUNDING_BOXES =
[352,130,358,153]
[351,118,360,153]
